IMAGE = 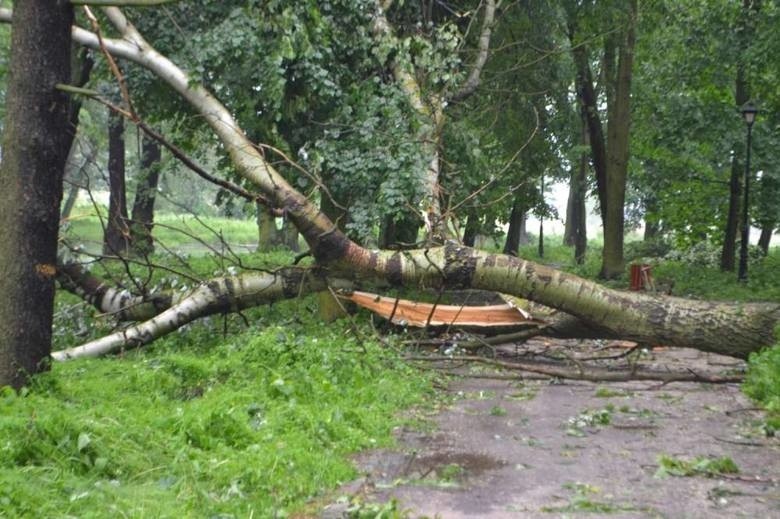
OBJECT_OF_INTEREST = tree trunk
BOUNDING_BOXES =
[643,196,661,241]
[462,211,480,247]
[56,243,780,361]
[721,156,742,271]
[103,109,131,256]
[503,201,527,256]
[722,0,758,271]
[379,215,420,249]
[281,217,300,252]
[758,226,773,255]
[600,0,636,279]
[570,27,608,226]
[570,3,636,279]
[130,134,161,255]
[0,0,73,388]
[255,202,279,252]
[60,48,94,223]
[565,114,589,264]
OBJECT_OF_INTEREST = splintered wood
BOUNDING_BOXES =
[342,290,539,329]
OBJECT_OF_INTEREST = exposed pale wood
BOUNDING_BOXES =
[343,290,537,328]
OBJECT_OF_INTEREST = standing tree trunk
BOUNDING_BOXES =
[600,0,636,279]
[564,113,589,264]
[462,211,480,247]
[256,203,279,252]
[758,226,773,255]
[60,48,94,222]
[503,201,529,256]
[0,0,73,388]
[721,0,759,271]
[721,72,749,271]
[103,109,131,256]
[281,217,300,252]
[569,1,636,279]
[130,134,161,255]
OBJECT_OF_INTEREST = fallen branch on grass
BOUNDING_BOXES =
[406,355,744,384]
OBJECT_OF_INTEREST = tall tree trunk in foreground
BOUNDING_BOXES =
[103,110,131,256]
[0,1,73,388]
[130,134,161,255]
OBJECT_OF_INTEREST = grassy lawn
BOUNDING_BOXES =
[1,299,433,517]
[62,210,261,254]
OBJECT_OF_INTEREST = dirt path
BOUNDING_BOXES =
[323,341,780,518]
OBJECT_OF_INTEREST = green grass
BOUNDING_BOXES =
[1,309,433,517]
[62,210,261,253]
[743,329,780,433]
[655,455,739,478]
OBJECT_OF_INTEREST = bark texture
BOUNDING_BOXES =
[0,1,73,388]
[569,2,636,279]
[104,109,131,256]
[130,134,161,255]
[503,202,528,256]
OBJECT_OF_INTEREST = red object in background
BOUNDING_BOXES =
[630,264,653,291]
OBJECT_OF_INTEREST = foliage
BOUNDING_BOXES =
[1,309,432,517]
[655,455,739,478]
[743,334,780,432]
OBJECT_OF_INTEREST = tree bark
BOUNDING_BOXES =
[0,1,73,388]
[103,109,131,256]
[281,217,300,252]
[462,211,480,247]
[255,202,279,252]
[130,134,161,255]
[564,113,589,264]
[600,0,636,279]
[569,3,636,279]
[722,0,759,271]
[503,201,528,256]
[721,70,749,271]
[758,226,773,255]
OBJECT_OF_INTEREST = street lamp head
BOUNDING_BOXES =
[741,102,758,126]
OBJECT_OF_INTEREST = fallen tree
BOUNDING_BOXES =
[3,6,777,361]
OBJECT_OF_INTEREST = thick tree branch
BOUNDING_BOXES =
[450,0,498,103]
[53,268,325,360]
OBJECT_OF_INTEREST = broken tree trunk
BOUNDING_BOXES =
[26,7,780,361]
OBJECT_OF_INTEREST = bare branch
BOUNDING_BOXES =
[450,0,498,103]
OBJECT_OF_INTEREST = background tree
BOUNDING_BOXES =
[567,0,638,279]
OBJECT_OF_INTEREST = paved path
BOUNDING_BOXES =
[324,343,780,518]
